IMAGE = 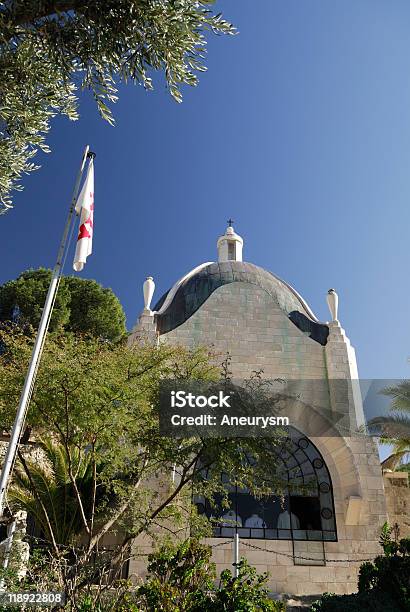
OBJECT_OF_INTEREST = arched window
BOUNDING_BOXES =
[194,427,336,542]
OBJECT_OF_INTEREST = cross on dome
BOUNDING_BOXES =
[217,221,243,262]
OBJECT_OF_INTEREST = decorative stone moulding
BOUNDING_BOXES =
[327,288,339,322]
[143,276,155,315]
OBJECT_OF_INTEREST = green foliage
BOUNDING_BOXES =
[0,1,235,211]
[378,521,399,557]
[212,558,283,612]
[357,562,377,593]
[309,590,400,612]
[136,540,284,612]
[63,275,126,341]
[0,268,70,332]
[137,539,215,611]
[0,268,126,341]
[0,547,65,611]
[1,537,285,611]
[399,537,410,555]
[0,329,288,602]
[358,551,410,608]
[373,380,410,470]
[310,524,410,612]
[0,27,78,212]
[10,437,100,546]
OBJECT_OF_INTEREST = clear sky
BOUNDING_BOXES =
[2,0,410,383]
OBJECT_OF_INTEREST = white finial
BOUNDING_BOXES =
[217,219,243,262]
[143,276,155,314]
[327,289,339,322]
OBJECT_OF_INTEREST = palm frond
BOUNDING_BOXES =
[381,451,409,471]
[8,436,97,546]
[368,414,410,439]
[380,380,410,413]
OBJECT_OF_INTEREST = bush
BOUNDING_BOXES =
[310,528,410,612]
[356,536,410,610]
[399,537,410,556]
[136,539,215,612]
[211,559,284,612]
[135,539,285,612]
[310,590,400,611]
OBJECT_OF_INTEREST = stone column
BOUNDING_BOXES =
[325,320,365,433]
[128,312,158,346]
[128,276,159,346]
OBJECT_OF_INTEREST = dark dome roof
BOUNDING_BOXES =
[153,261,329,345]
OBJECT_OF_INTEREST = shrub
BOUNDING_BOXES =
[399,537,410,556]
[378,521,399,557]
[310,526,410,612]
[357,537,410,609]
[136,539,215,612]
[136,539,285,612]
[211,558,284,611]
[310,590,400,611]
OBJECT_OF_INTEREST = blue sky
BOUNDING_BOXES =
[2,0,410,385]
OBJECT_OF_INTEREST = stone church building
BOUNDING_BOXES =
[129,223,407,597]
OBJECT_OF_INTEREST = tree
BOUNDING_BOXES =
[10,437,99,547]
[0,1,235,212]
[0,329,287,604]
[370,380,410,471]
[0,268,126,341]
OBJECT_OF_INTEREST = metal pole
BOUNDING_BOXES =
[0,145,91,519]
[233,532,239,578]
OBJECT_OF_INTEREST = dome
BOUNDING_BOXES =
[153,261,329,345]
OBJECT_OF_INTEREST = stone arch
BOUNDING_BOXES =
[195,427,338,542]
[313,435,363,500]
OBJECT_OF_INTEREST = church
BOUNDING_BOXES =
[129,223,402,597]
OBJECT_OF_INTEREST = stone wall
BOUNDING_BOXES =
[148,281,388,597]
[383,471,410,538]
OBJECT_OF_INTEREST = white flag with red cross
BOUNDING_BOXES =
[73,157,94,272]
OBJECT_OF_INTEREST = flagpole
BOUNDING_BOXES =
[0,145,93,520]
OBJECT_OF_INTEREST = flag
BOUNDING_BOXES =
[73,158,94,272]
